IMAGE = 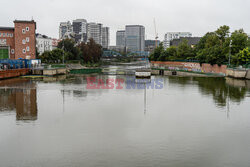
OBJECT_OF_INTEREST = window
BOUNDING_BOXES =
[10,33,13,37]
[26,37,29,42]
[6,33,9,37]
[11,49,15,54]
[23,49,26,53]
[26,46,30,52]
[26,27,29,31]
[0,33,1,37]
[22,29,25,34]
[3,33,5,37]
[22,39,26,44]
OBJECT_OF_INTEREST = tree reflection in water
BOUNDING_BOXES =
[168,77,249,107]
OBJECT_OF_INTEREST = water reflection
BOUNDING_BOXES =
[168,77,249,107]
[0,78,37,121]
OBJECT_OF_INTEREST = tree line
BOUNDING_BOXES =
[39,38,102,64]
[149,25,250,66]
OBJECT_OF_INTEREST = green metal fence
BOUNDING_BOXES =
[70,69,102,74]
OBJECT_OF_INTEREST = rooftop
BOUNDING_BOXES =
[14,20,36,23]
[126,25,144,27]
[0,27,14,30]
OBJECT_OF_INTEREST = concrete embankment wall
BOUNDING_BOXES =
[151,61,227,75]
[246,70,250,79]
[31,68,67,76]
[151,69,210,77]
[164,70,209,77]
[226,69,249,79]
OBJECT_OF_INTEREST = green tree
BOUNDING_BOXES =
[215,25,230,42]
[196,26,230,65]
[78,38,102,63]
[231,29,248,55]
[39,48,64,63]
[165,46,178,61]
[149,43,164,61]
[58,39,80,60]
[177,39,195,59]
[233,47,250,65]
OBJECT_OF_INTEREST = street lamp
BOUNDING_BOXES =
[62,40,65,65]
[229,40,232,66]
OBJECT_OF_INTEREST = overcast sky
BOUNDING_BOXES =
[1,0,249,45]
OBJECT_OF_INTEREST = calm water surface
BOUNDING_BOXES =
[0,73,250,167]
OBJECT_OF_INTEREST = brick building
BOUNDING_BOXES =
[0,20,36,59]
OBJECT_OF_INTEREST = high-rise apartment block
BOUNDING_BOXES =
[116,30,126,47]
[125,25,145,52]
[72,19,87,43]
[101,27,110,49]
[59,21,72,39]
[59,19,109,48]
[115,25,145,52]
[87,22,102,45]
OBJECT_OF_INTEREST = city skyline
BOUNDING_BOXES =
[1,0,250,45]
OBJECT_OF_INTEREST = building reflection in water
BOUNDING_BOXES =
[0,78,37,121]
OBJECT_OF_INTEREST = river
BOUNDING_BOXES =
[0,66,250,167]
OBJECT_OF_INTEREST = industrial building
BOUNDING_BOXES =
[0,20,36,60]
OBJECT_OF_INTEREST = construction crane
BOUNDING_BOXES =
[154,18,159,48]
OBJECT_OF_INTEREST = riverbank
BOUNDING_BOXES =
[151,61,250,79]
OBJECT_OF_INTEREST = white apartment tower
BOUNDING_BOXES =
[101,27,110,49]
[116,30,126,47]
[59,21,72,39]
[87,22,102,45]
[73,19,87,43]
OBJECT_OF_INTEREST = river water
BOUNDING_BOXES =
[0,68,250,167]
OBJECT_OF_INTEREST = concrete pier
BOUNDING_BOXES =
[31,68,67,76]
[135,69,151,78]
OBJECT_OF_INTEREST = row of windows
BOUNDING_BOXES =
[22,27,30,34]
[23,46,30,53]
[22,37,30,44]
[9,47,30,54]
[0,33,14,38]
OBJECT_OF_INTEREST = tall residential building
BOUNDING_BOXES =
[59,20,110,48]
[59,21,72,39]
[101,27,110,49]
[116,30,126,47]
[125,25,145,52]
[87,22,102,45]
[163,32,192,48]
[72,19,87,43]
